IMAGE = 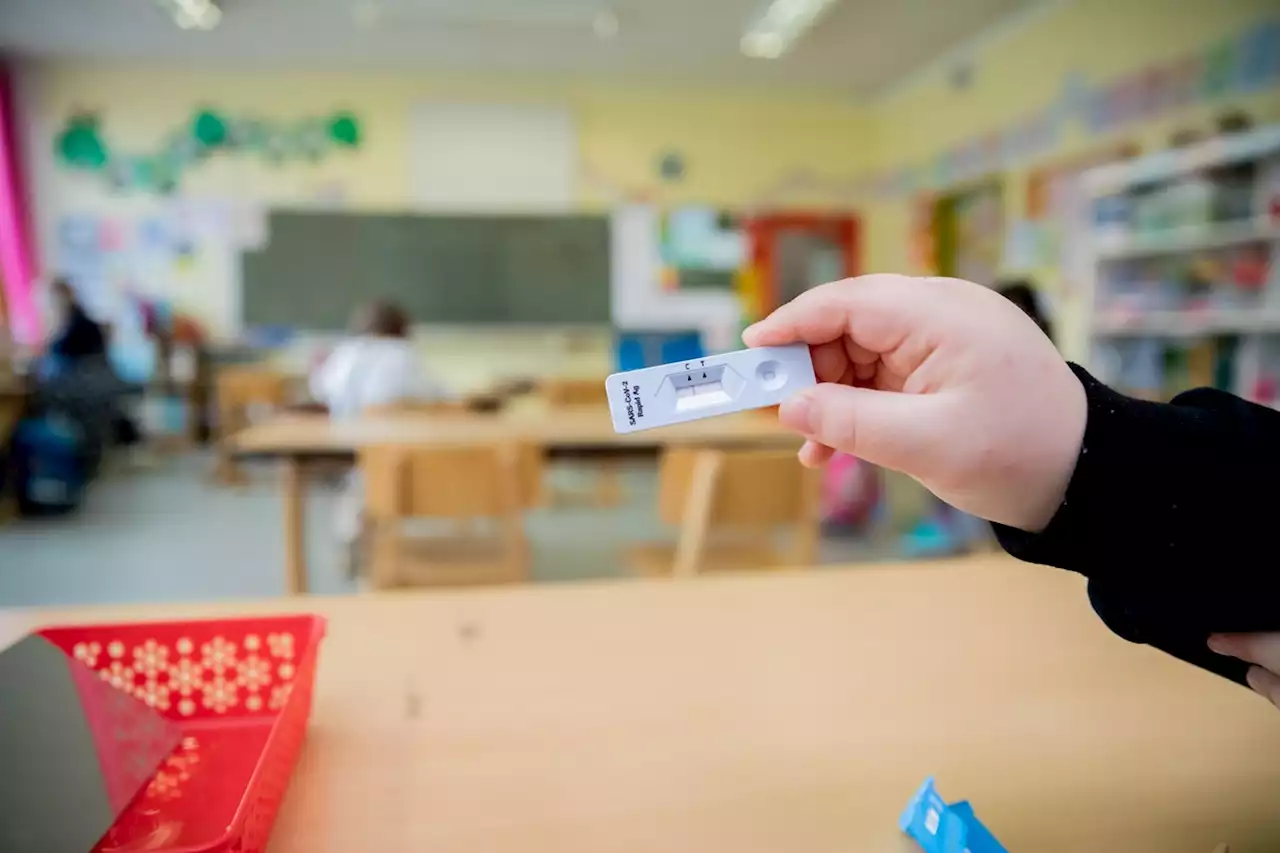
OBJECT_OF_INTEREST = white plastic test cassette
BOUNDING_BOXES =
[605,344,816,434]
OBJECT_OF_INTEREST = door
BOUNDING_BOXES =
[745,214,859,317]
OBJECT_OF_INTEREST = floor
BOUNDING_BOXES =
[0,454,884,608]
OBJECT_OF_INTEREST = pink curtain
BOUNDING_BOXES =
[0,60,39,343]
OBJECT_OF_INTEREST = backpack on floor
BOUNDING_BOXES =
[12,414,89,516]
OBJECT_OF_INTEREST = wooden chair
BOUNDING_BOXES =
[629,447,821,577]
[361,443,542,589]
[363,400,546,538]
[539,377,607,408]
[365,397,480,417]
[538,377,627,506]
[213,367,293,485]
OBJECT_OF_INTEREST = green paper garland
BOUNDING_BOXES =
[193,109,229,148]
[54,107,363,194]
[329,113,360,147]
[55,114,109,170]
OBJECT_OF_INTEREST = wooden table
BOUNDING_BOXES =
[232,409,801,594]
[2,558,1277,852]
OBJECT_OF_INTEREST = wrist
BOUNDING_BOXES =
[1009,362,1089,533]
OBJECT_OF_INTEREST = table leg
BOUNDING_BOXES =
[283,458,309,595]
[595,457,623,506]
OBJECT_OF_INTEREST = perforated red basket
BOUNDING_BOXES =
[37,614,326,853]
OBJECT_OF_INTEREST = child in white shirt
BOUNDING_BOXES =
[309,301,447,419]
[309,301,449,576]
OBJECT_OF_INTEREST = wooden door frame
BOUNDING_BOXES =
[744,213,861,314]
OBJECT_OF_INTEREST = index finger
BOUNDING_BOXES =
[1209,632,1280,671]
[742,273,938,355]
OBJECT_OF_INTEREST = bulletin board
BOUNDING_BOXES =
[933,180,1005,284]
[657,207,747,291]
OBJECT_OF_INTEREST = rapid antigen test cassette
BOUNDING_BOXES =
[605,344,816,434]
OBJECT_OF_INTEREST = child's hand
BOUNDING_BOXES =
[1209,634,1280,708]
[743,274,1086,532]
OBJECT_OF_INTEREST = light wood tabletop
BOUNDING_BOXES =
[3,557,1277,852]
[231,408,799,456]
[229,408,801,595]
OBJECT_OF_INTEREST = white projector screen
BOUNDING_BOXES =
[409,102,578,213]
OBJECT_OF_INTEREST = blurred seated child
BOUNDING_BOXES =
[309,300,447,419]
[309,300,449,577]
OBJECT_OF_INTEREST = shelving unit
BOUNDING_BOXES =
[1093,218,1280,260]
[1080,125,1280,404]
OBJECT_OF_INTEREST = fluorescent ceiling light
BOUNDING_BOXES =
[741,0,839,59]
[156,0,222,31]
[593,9,620,40]
[352,2,381,29]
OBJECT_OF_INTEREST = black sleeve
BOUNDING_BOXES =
[993,363,1280,687]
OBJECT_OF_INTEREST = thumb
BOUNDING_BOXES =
[779,384,944,475]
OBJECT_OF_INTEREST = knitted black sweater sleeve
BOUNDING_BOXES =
[993,364,1280,686]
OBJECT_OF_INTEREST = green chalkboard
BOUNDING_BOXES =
[241,211,611,329]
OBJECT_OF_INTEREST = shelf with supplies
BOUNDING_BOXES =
[1081,124,1280,406]
[1084,125,1280,195]
[1093,308,1280,338]
[1093,218,1280,260]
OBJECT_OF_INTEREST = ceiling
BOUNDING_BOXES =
[0,0,1035,96]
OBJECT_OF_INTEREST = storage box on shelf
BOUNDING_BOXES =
[1081,125,1280,405]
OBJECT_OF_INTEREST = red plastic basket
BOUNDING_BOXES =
[37,614,326,853]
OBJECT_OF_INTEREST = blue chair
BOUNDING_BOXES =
[615,331,705,372]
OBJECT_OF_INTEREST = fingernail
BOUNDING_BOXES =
[1246,665,1266,694]
[1208,634,1231,655]
[780,393,816,435]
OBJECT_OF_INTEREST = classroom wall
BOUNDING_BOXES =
[18,63,870,387]
[18,2,1280,384]
[862,0,1280,360]
[26,63,871,212]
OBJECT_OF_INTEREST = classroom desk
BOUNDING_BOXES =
[1,558,1277,852]
[232,409,801,594]
[232,408,798,457]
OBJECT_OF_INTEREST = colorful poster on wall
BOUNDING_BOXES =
[951,183,1005,285]
[1025,142,1139,292]
[1000,220,1056,273]
[909,194,938,274]
[658,206,747,291]
[55,214,125,323]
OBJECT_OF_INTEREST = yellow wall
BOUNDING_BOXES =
[863,0,1280,358]
[30,63,870,213]
[24,64,870,387]
[22,0,1280,377]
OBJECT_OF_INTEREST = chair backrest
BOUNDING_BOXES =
[363,399,471,417]
[362,443,542,519]
[215,367,291,410]
[541,378,606,408]
[657,447,819,528]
